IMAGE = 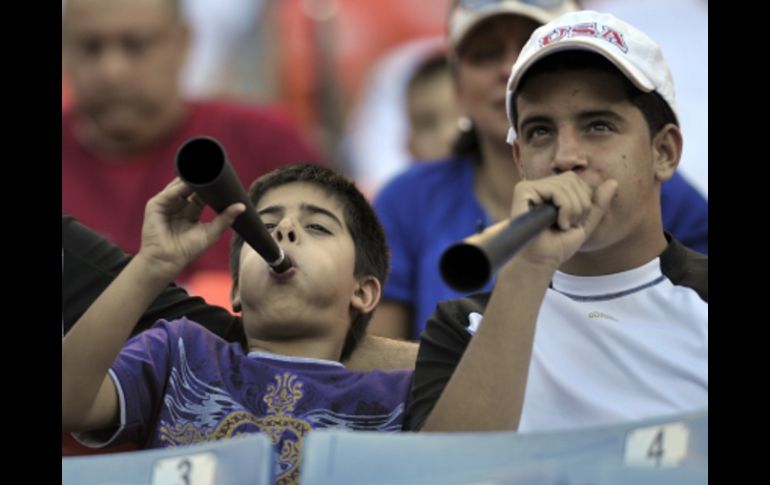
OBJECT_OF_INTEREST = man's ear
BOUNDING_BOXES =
[652,123,683,183]
[230,278,242,313]
[407,133,418,160]
[172,20,193,69]
[178,16,192,47]
[350,276,381,317]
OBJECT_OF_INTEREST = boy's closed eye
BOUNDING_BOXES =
[306,223,332,234]
[260,220,332,235]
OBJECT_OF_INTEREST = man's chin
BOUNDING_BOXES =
[89,117,154,146]
[575,220,614,254]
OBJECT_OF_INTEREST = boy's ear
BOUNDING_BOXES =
[230,279,242,313]
[350,276,381,317]
[652,123,683,183]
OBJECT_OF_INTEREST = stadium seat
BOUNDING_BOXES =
[62,433,275,485]
[300,409,707,485]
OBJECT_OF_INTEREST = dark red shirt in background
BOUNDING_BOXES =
[63,100,325,282]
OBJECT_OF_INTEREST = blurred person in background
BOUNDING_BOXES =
[62,0,324,283]
[370,0,708,341]
[405,51,463,162]
[341,36,450,197]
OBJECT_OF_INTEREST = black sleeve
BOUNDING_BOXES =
[62,214,246,346]
[660,235,708,303]
[404,294,488,431]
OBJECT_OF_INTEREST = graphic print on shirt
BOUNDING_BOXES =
[158,338,405,485]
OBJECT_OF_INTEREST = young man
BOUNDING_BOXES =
[409,10,708,433]
[62,165,413,484]
[370,0,707,342]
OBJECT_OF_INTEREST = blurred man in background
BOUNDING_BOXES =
[62,0,324,282]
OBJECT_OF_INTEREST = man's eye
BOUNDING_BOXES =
[78,38,103,57]
[588,121,613,133]
[525,127,551,141]
[124,39,150,56]
[263,222,276,230]
[122,33,160,57]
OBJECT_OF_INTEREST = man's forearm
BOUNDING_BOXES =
[421,258,554,432]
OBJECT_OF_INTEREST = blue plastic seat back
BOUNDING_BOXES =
[62,433,275,485]
[300,409,707,485]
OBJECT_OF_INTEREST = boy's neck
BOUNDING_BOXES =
[245,336,344,363]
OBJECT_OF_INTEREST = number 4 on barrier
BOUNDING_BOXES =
[151,452,218,485]
[624,422,689,468]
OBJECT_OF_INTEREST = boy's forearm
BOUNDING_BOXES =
[421,258,554,432]
[62,254,178,425]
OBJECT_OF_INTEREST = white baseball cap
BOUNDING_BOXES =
[505,10,678,141]
[448,0,579,51]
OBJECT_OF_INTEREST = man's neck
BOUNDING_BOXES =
[560,226,669,277]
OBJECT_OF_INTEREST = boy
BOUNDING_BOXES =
[63,164,413,484]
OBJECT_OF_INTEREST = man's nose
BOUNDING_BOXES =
[96,47,133,83]
[552,129,588,174]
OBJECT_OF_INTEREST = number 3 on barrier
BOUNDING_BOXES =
[624,421,690,468]
[151,452,218,485]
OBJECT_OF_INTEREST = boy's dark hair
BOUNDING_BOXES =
[230,164,390,361]
[509,50,677,138]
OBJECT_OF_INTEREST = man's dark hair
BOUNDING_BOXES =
[230,163,390,361]
[509,50,677,138]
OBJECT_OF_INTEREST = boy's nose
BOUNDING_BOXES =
[274,218,297,243]
[275,228,296,243]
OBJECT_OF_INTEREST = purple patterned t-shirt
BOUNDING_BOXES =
[81,318,413,484]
